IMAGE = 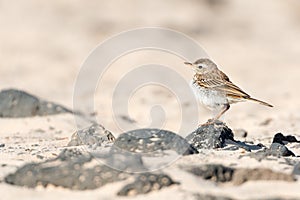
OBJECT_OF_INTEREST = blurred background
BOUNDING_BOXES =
[1,0,300,135]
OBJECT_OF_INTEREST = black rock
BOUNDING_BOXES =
[292,163,300,175]
[5,147,178,193]
[232,168,295,185]
[5,149,131,190]
[117,173,179,196]
[273,133,299,145]
[0,143,5,148]
[112,129,198,156]
[104,151,146,172]
[67,123,115,147]
[193,193,234,200]
[182,164,295,186]
[182,164,234,183]
[108,129,198,172]
[186,120,234,150]
[247,133,297,161]
[0,89,72,118]
[270,143,295,157]
[251,143,295,161]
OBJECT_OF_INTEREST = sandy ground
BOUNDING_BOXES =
[1,0,300,199]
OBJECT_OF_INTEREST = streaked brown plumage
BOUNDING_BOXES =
[185,58,273,124]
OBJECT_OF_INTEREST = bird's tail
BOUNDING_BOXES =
[248,97,273,107]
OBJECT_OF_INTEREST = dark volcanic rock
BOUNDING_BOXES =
[5,148,178,195]
[182,164,295,185]
[105,151,145,172]
[251,143,295,161]
[269,133,298,157]
[182,164,234,182]
[269,143,295,157]
[0,89,71,118]
[186,120,234,149]
[0,89,39,118]
[232,168,295,185]
[193,194,234,200]
[5,149,132,190]
[248,133,297,161]
[272,133,299,145]
[107,129,198,172]
[117,173,179,196]
[112,129,198,156]
[68,123,115,147]
[292,163,300,175]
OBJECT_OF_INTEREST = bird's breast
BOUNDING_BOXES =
[189,80,228,110]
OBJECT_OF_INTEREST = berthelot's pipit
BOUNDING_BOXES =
[185,58,273,124]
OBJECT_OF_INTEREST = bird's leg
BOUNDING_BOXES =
[214,104,230,121]
[199,104,230,126]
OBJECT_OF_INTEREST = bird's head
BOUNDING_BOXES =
[184,58,217,73]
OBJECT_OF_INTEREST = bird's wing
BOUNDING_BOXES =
[196,70,250,98]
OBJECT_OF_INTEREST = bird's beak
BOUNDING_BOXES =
[184,61,193,66]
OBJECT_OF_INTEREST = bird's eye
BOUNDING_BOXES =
[198,65,202,69]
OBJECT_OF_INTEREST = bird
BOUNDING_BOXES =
[184,58,273,125]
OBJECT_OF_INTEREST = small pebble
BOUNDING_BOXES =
[234,129,248,138]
